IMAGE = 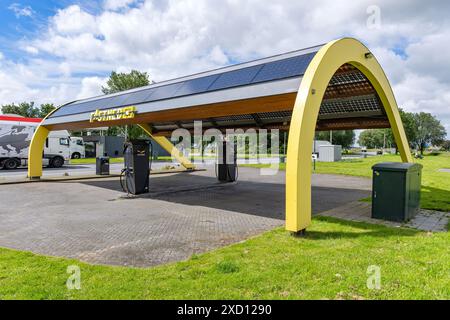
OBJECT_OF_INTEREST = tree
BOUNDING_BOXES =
[398,109,417,146]
[101,70,151,140]
[358,110,447,154]
[38,103,56,118]
[384,108,417,151]
[412,112,447,154]
[1,102,56,118]
[441,140,450,151]
[1,102,40,118]
[316,130,355,148]
[358,129,385,149]
[102,70,151,94]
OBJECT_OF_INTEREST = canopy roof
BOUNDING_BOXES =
[43,43,389,133]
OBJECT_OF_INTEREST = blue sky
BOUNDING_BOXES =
[0,1,99,60]
[0,1,449,137]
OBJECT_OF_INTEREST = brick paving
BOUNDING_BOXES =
[0,167,370,267]
[320,201,449,232]
[1,166,445,268]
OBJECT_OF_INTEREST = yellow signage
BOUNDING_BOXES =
[90,106,137,122]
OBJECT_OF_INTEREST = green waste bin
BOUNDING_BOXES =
[371,162,422,222]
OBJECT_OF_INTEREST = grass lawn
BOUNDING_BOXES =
[0,216,448,300]
[70,157,125,164]
[70,154,282,164]
[4,152,448,300]
[242,152,450,212]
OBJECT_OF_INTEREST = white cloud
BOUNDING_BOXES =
[77,77,107,100]
[51,5,98,35]
[104,0,136,11]
[8,3,34,18]
[58,62,72,77]
[405,31,450,83]
[1,0,450,136]
[23,46,39,55]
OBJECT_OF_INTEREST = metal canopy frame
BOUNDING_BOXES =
[27,38,412,233]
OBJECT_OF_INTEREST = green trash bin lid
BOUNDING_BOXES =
[372,162,422,172]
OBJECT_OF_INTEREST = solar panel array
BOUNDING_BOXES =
[49,51,317,118]
[149,64,386,133]
[319,95,381,115]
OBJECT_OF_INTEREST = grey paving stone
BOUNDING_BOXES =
[0,167,371,267]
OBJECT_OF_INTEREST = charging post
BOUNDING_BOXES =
[216,136,238,182]
[120,140,151,195]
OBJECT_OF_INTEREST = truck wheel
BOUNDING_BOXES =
[71,152,81,159]
[50,156,64,168]
[4,158,19,170]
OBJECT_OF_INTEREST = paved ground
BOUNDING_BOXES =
[0,157,282,181]
[0,166,371,267]
[321,201,449,232]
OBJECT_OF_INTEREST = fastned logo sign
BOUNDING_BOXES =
[90,106,137,122]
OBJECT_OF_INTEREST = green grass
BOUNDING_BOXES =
[0,217,449,300]
[242,152,450,212]
[70,157,125,164]
[6,152,448,299]
[70,154,283,164]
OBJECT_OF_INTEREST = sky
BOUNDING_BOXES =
[0,0,449,137]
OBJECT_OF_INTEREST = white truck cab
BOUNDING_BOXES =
[69,136,85,159]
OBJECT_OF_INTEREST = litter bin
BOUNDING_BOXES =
[96,156,110,175]
[371,162,422,222]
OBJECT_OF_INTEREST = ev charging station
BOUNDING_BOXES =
[27,38,414,234]
[216,137,238,183]
[120,140,151,195]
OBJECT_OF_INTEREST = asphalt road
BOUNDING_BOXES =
[0,157,283,181]
[0,161,193,180]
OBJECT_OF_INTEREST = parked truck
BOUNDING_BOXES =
[69,136,86,159]
[0,114,74,169]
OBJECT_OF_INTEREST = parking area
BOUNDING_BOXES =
[0,166,371,267]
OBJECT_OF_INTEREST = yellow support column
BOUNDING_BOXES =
[138,124,195,170]
[27,125,50,179]
[286,38,412,234]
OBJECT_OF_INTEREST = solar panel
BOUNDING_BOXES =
[319,95,381,115]
[51,90,150,118]
[120,88,155,106]
[149,82,184,101]
[252,52,316,83]
[173,74,219,97]
[48,50,319,119]
[50,101,86,117]
[207,64,263,91]
[50,97,117,118]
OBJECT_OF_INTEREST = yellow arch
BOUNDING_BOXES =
[285,37,413,233]
[27,106,60,179]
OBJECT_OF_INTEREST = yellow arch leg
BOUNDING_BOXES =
[27,125,50,179]
[286,38,412,233]
[139,124,195,170]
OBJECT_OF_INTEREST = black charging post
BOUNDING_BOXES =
[216,136,237,182]
[121,140,150,195]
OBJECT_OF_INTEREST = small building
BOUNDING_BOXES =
[82,135,124,158]
[318,145,342,162]
[81,135,170,158]
[312,140,331,154]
